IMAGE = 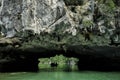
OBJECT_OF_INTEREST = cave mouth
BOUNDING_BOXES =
[1,52,120,72]
[38,55,79,72]
[77,54,120,72]
[0,57,40,72]
[38,54,120,72]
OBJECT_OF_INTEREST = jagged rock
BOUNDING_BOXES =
[0,0,76,36]
[0,0,119,43]
[0,0,119,51]
[0,0,99,37]
[0,38,21,47]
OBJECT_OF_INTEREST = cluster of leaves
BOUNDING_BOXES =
[82,20,94,28]
[39,55,78,66]
[97,0,116,14]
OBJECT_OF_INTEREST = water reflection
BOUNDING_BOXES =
[1,70,120,80]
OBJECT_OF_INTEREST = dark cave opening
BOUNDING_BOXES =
[0,45,120,72]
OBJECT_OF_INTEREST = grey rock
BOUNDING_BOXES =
[0,0,80,37]
[0,0,120,46]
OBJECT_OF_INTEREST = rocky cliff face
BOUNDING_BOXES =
[0,0,120,46]
[0,0,78,37]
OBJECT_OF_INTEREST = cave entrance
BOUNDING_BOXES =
[38,55,78,71]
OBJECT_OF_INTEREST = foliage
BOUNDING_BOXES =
[54,22,69,36]
[39,55,78,68]
[94,0,115,31]
[98,0,116,14]
[82,20,94,28]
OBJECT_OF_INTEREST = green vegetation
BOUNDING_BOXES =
[38,55,78,70]
[82,20,93,28]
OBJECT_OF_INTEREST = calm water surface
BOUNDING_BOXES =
[0,70,120,80]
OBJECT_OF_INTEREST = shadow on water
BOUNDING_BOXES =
[1,63,120,80]
[1,56,120,73]
[77,58,120,72]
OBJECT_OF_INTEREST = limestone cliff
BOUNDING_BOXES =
[0,0,120,46]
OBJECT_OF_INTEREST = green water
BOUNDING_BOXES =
[0,70,120,80]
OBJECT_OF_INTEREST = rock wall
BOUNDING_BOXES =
[0,0,120,46]
[0,0,78,37]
